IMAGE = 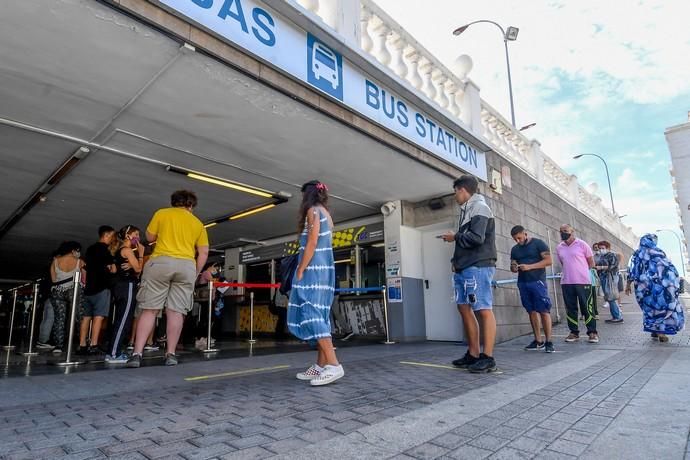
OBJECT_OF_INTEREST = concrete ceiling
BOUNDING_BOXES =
[0,0,454,282]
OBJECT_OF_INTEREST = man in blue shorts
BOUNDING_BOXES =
[510,225,555,353]
[442,175,497,373]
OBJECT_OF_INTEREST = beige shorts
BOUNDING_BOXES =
[136,256,196,315]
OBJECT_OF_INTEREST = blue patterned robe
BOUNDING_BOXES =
[628,234,685,335]
[287,207,335,342]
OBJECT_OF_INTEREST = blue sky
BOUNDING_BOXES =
[376,0,690,268]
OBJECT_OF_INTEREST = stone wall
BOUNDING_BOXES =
[408,150,635,343]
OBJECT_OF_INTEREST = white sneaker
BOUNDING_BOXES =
[144,344,160,352]
[296,364,322,380]
[310,365,344,386]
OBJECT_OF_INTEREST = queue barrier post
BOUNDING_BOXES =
[3,290,18,351]
[381,285,395,345]
[248,292,256,344]
[55,272,85,367]
[22,283,40,356]
[202,280,219,353]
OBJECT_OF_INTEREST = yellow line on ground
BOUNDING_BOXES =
[185,365,290,381]
[399,361,464,370]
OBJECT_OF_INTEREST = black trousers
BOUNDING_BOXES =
[562,284,597,334]
[108,280,137,357]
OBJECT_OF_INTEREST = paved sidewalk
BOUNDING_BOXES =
[0,299,689,459]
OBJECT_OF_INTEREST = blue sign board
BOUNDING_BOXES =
[157,0,487,180]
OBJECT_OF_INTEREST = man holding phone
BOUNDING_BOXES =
[441,175,498,373]
[510,225,555,353]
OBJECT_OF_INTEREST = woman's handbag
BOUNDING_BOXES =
[279,254,299,295]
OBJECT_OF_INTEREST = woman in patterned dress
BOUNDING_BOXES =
[626,233,685,342]
[288,180,344,386]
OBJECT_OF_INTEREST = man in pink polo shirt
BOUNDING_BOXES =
[556,224,599,343]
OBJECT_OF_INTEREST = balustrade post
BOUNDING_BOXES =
[445,80,460,117]
[419,58,436,100]
[432,70,449,108]
[388,33,408,78]
[371,20,391,66]
[404,49,422,89]
[297,0,319,14]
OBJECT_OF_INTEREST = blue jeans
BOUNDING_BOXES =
[608,299,623,320]
[453,266,496,311]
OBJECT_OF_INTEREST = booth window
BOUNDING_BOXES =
[245,261,272,302]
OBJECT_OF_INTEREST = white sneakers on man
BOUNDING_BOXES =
[309,364,344,386]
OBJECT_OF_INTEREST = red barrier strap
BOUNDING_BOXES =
[212,282,280,289]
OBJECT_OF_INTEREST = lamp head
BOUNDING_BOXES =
[573,154,584,159]
[453,25,469,36]
[506,26,519,41]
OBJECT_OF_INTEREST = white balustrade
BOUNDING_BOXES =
[287,0,638,248]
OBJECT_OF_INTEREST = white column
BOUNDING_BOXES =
[461,80,482,136]
[419,58,436,100]
[335,0,361,46]
[530,140,544,182]
[389,33,408,78]
[432,69,449,109]
[359,7,373,53]
[404,49,423,89]
[371,19,391,66]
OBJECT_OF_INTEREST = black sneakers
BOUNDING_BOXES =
[524,340,545,351]
[544,341,555,353]
[452,351,479,368]
[126,353,142,368]
[468,353,497,373]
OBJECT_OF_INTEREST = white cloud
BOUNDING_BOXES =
[374,0,690,157]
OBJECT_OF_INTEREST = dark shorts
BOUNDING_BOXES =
[518,280,552,314]
[82,289,111,317]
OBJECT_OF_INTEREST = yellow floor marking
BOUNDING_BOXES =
[185,364,290,381]
[399,361,464,370]
[400,361,504,374]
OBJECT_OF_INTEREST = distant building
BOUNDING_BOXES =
[665,111,690,273]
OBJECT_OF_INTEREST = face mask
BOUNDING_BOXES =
[600,249,608,254]
[130,237,140,247]
[73,251,81,258]
[560,232,571,241]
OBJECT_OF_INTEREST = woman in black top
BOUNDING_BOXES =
[106,225,145,363]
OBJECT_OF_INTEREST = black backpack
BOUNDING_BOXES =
[279,254,299,295]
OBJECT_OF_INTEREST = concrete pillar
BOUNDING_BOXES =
[530,140,544,182]
[461,80,482,137]
[318,0,361,47]
[568,175,580,208]
[382,200,426,341]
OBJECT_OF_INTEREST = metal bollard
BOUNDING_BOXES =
[202,280,219,353]
[546,230,561,323]
[381,286,395,345]
[248,291,256,344]
[3,290,18,351]
[22,283,40,356]
[55,271,85,367]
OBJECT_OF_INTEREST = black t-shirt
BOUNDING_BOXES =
[114,246,140,281]
[84,242,114,294]
[510,238,550,283]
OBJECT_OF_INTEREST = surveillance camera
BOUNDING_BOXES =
[381,201,397,217]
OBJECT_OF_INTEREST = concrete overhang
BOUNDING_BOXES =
[0,0,459,281]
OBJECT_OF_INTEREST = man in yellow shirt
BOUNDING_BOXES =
[128,190,209,367]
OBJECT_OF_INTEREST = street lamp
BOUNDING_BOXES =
[519,122,536,132]
[656,228,687,278]
[453,20,519,128]
[573,154,616,214]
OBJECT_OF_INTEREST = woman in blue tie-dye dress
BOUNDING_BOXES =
[288,180,344,386]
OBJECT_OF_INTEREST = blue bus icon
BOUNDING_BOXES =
[307,33,343,100]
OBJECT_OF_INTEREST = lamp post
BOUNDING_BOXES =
[656,228,687,278]
[573,154,616,214]
[453,20,519,128]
